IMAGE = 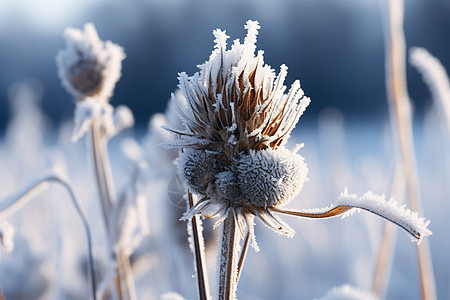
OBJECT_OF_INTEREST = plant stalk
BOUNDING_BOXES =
[218,210,240,300]
[383,0,436,299]
[372,163,403,297]
[89,122,127,300]
[188,191,209,300]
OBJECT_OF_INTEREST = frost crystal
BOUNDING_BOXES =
[56,23,125,101]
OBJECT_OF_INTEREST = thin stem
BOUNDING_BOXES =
[188,191,209,300]
[119,252,138,300]
[90,122,111,229]
[97,127,117,205]
[218,210,240,300]
[384,0,436,298]
[0,175,97,300]
[236,231,250,284]
[89,122,128,300]
[115,268,124,300]
[372,164,403,297]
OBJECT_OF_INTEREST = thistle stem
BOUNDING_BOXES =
[90,122,111,229]
[384,0,436,298]
[89,122,127,300]
[218,210,240,300]
[188,191,210,300]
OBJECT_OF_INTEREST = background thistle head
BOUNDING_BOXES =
[56,23,125,102]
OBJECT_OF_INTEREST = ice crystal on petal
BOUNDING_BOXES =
[56,23,125,101]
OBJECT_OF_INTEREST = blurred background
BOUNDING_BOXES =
[0,0,449,131]
[0,1,449,299]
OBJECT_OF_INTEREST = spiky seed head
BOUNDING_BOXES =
[56,23,125,102]
[171,20,310,212]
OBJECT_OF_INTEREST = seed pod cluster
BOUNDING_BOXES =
[178,147,308,209]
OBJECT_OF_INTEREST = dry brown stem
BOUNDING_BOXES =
[384,0,437,298]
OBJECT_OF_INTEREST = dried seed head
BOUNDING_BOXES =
[56,23,125,101]
[170,20,311,211]
[68,60,104,97]
[237,148,308,208]
[172,20,312,240]
[177,147,308,209]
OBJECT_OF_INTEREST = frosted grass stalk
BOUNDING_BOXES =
[56,23,136,300]
[410,47,450,136]
[382,0,436,298]
[0,174,97,300]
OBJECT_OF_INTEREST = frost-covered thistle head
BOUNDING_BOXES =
[168,20,310,241]
[56,23,125,102]
[168,20,432,248]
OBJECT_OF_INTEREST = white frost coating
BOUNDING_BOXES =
[161,292,187,300]
[121,138,145,162]
[72,98,114,141]
[410,47,450,135]
[0,221,15,252]
[315,284,379,300]
[112,105,135,135]
[237,147,308,208]
[169,19,310,151]
[338,188,432,243]
[116,194,150,256]
[56,23,125,101]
